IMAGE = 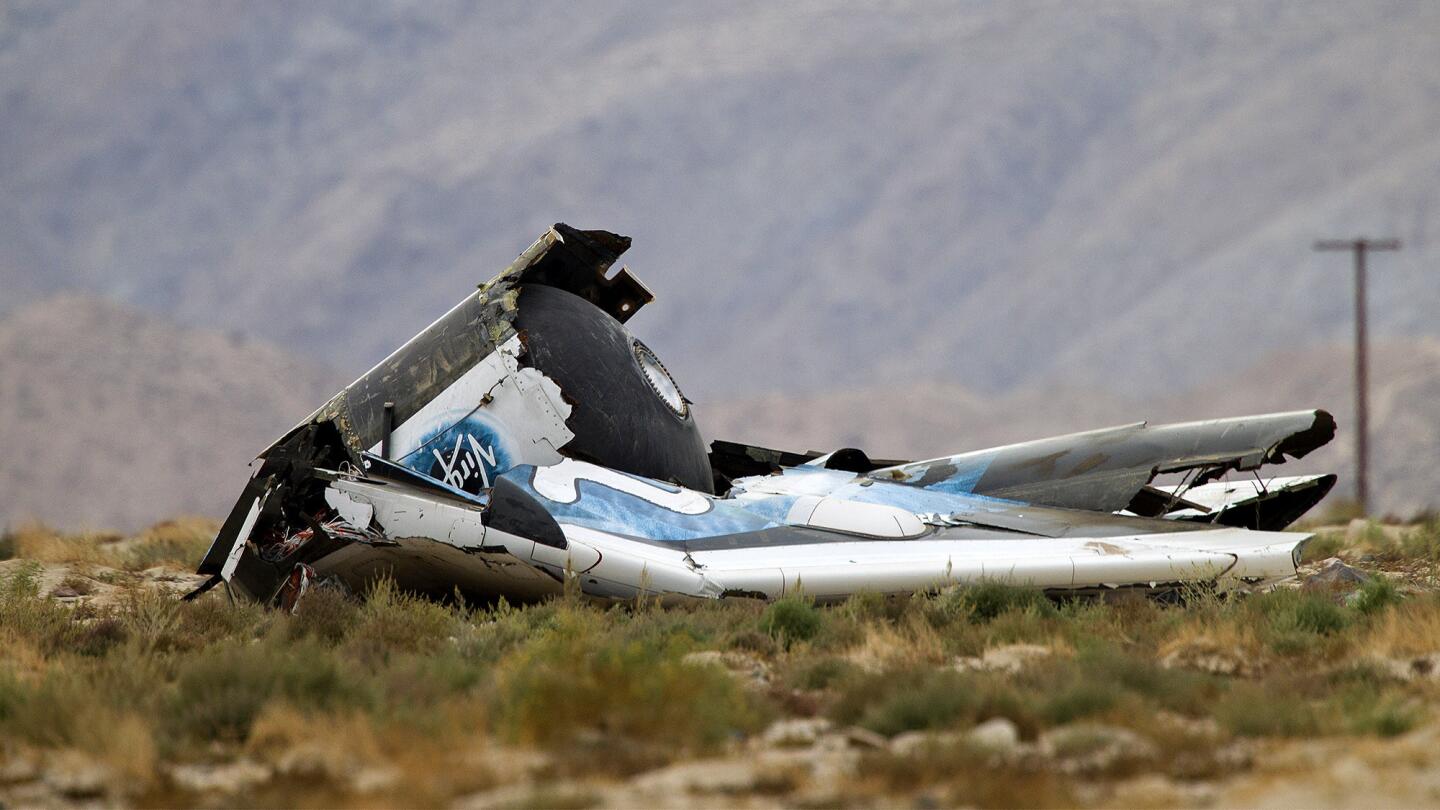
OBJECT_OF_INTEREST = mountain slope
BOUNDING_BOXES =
[0,295,344,530]
[1,1,1437,400]
[2,296,1433,529]
[702,340,1440,519]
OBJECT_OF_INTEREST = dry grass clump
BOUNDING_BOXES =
[122,518,218,571]
[856,743,1075,807]
[1363,592,1440,658]
[1300,530,1346,562]
[493,605,768,774]
[0,518,216,572]
[1313,517,1440,567]
[842,614,950,672]
[2,522,1440,806]
[1399,519,1440,564]
[0,524,114,565]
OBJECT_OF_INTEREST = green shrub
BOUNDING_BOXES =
[1351,576,1403,616]
[378,650,489,722]
[830,667,1033,737]
[761,595,823,646]
[1040,680,1122,725]
[851,670,980,736]
[840,591,910,624]
[119,587,184,654]
[174,593,272,647]
[286,586,359,644]
[460,599,559,662]
[1329,684,1420,738]
[0,670,108,747]
[1248,589,1351,656]
[167,640,370,742]
[347,578,460,662]
[1300,531,1345,563]
[494,610,762,763]
[73,616,128,657]
[1360,699,1418,737]
[0,563,79,652]
[726,628,780,656]
[954,582,1056,623]
[787,656,860,691]
[1215,683,1318,737]
[1400,519,1440,563]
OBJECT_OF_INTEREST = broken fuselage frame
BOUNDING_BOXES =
[197,225,1338,606]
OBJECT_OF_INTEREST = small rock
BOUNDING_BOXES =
[1303,558,1369,592]
[968,717,1020,752]
[0,750,41,783]
[681,650,726,668]
[1039,723,1158,775]
[759,717,832,749]
[466,746,551,777]
[168,759,272,794]
[455,781,598,810]
[1154,710,1222,740]
[631,757,760,795]
[273,743,354,780]
[758,746,861,786]
[1111,773,1218,806]
[350,765,401,794]
[681,650,771,688]
[1367,653,1440,682]
[49,586,82,599]
[1160,638,1257,677]
[843,726,890,750]
[890,719,1020,758]
[1409,654,1440,679]
[889,731,964,757]
[1214,741,1254,771]
[43,751,111,798]
[954,643,1056,674]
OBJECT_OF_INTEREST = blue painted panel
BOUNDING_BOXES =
[501,466,779,542]
[394,414,514,495]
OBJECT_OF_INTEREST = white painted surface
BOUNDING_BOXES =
[531,458,712,514]
[366,334,575,471]
[326,478,488,550]
[221,495,263,582]
[1159,475,1332,515]
[324,487,374,528]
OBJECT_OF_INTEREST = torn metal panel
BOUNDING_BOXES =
[367,333,575,491]
[264,224,640,461]
[198,223,710,596]
[709,440,904,492]
[1155,474,1338,531]
[868,410,1336,513]
[197,224,1341,609]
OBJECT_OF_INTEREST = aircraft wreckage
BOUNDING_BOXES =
[194,224,1338,607]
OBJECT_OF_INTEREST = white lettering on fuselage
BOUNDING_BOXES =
[433,433,500,490]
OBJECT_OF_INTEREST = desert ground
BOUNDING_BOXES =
[2,514,1440,808]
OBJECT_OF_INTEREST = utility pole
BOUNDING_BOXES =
[1313,237,1402,516]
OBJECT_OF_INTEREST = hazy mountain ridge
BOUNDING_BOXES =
[2,1,1437,400]
[0,297,1432,529]
[701,339,1440,519]
[0,295,345,530]
[3,1,1438,527]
